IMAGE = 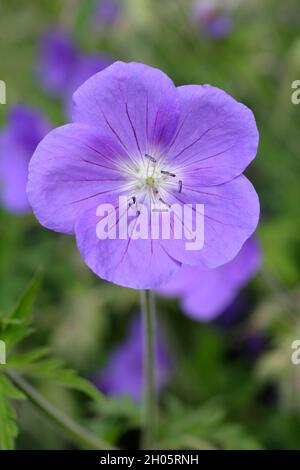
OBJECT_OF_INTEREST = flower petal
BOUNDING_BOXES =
[75,204,181,289]
[182,238,261,320]
[162,175,260,268]
[0,133,31,213]
[159,237,261,321]
[72,61,180,158]
[97,315,171,401]
[27,123,131,234]
[158,263,235,321]
[0,105,50,214]
[64,54,111,118]
[181,279,236,321]
[165,85,258,185]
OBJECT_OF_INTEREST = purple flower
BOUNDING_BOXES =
[38,28,111,112]
[158,237,261,321]
[94,315,171,402]
[0,105,50,214]
[94,0,121,27]
[38,28,78,95]
[27,61,259,289]
[192,0,233,39]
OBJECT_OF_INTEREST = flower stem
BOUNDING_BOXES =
[5,370,115,450]
[140,290,157,449]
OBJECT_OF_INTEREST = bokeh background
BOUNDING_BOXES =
[1,0,300,450]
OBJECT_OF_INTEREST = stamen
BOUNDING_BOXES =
[128,195,136,207]
[145,153,157,163]
[159,197,171,208]
[161,170,176,177]
[178,180,183,193]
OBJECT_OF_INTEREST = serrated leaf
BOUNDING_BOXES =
[0,393,18,450]
[11,357,106,404]
[160,399,262,450]
[9,272,41,323]
[87,396,140,446]
[0,273,41,348]
[0,375,25,450]
[7,348,49,367]
[0,273,106,407]
[0,375,25,400]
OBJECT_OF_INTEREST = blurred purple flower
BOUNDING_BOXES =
[0,105,50,214]
[94,315,171,402]
[158,237,261,322]
[192,0,233,39]
[94,0,121,26]
[28,61,259,289]
[241,332,266,361]
[38,28,111,112]
[38,28,78,95]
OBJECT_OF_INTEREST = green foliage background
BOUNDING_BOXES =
[0,0,300,450]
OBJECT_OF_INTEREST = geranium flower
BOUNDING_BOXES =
[27,61,259,289]
[38,28,111,113]
[38,28,78,95]
[93,0,121,27]
[94,315,171,402]
[192,0,234,39]
[158,237,261,321]
[0,105,50,214]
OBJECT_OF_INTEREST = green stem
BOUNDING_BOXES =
[5,370,114,450]
[140,290,157,449]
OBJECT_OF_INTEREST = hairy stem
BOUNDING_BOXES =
[5,370,114,450]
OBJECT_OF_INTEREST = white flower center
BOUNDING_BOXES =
[119,153,182,213]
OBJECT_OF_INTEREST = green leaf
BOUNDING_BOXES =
[0,393,18,450]
[88,396,140,445]
[0,271,108,450]
[0,375,25,400]
[7,348,49,367]
[160,399,262,450]
[0,375,25,450]
[0,272,41,348]
[10,356,106,404]
[0,273,107,406]
[9,272,41,323]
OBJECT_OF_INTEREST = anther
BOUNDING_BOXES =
[145,153,156,163]
[178,180,183,193]
[161,170,176,177]
[129,196,136,207]
[159,197,171,208]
